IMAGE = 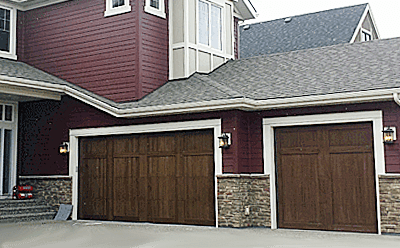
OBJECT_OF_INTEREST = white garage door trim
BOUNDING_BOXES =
[69,119,223,227]
[263,111,384,234]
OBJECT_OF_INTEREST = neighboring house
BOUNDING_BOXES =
[239,3,379,58]
[1,0,400,236]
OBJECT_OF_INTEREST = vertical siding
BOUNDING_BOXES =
[18,0,169,103]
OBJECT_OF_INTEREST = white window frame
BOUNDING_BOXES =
[362,29,372,42]
[144,0,166,19]
[0,5,17,60]
[0,101,18,198]
[198,0,223,51]
[104,0,132,17]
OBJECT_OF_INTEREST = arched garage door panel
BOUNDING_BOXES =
[79,130,215,226]
[276,123,377,233]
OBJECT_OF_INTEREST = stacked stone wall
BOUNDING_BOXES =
[379,175,400,234]
[18,177,72,209]
[217,174,270,227]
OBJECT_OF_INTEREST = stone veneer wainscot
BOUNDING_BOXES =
[217,174,270,228]
[19,176,72,209]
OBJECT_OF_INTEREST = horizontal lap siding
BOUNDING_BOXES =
[141,7,169,97]
[19,0,138,103]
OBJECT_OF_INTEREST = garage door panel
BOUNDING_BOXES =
[79,130,215,226]
[330,152,376,231]
[113,135,140,155]
[113,157,139,220]
[148,134,177,153]
[182,130,214,152]
[276,123,377,233]
[279,154,322,227]
[79,158,107,219]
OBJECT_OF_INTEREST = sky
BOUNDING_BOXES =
[243,0,400,39]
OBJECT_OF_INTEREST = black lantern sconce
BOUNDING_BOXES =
[59,142,70,154]
[383,127,396,144]
[218,133,231,149]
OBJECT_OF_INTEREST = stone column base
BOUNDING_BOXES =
[19,176,72,209]
[217,174,270,228]
[379,174,400,234]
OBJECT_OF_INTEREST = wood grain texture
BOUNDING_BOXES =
[276,123,377,233]
[78,130,215,225]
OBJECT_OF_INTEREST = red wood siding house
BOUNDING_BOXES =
[2,0,400,234]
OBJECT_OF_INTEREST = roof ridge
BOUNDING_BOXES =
[241,3,368,27]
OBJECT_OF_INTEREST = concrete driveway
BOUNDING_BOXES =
[1,221,400,248]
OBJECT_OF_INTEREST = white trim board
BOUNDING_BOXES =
[262,111,384,234]
[69,119,223,227]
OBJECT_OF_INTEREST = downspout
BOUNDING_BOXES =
[394,93,400,106]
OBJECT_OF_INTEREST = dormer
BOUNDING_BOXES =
[350,4,380,42]
[169,0,256,80]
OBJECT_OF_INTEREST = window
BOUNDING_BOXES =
[199,1,222,50]
[0,6,16,60]
[104,0,132,17]
[145,0,165,18]
[362,31,372,41]
[0,103,16,196]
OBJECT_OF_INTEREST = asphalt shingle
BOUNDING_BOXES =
[239,4,368,58]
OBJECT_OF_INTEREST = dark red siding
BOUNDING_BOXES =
[17,96,400,175]
[17,0,169,103]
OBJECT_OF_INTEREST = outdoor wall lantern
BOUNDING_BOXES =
[383,127,396,144]
[59,142,70,154]
[218,133,231,149]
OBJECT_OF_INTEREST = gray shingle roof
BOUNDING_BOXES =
[140,37,400,105]
[1,37,400,116]
[240,4,368,58]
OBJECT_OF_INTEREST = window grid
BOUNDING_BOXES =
[150,0,159,9]
[198,0,222,51]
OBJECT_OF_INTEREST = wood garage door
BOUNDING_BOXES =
[78,129,215,226]
[275,122,377,233]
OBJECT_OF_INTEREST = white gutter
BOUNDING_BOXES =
[393,93,400,106]
[1,75,399,118]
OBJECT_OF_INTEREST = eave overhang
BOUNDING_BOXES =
[233,0,258,20]
[1,75,398,118]
[3,0,69,11]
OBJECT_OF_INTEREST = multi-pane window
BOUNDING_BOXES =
[0,8,10,53]
[112,0,125,8]
[199,0,222,50]
[144,0,165,18]
[0,104,13,122]
[150,0,159,9]
[105,0,131,17]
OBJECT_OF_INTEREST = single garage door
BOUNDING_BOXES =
[275,122,377,233]
[78,129,215,226]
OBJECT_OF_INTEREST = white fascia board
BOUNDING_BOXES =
[4,0,69,11]
[1,74,399,118]
[233,0,257,20]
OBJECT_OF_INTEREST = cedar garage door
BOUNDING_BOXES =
[78,129,215,226]
[275,122,377,233]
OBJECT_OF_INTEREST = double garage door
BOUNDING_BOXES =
[78,129,215,226]
[275,122,377,233]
